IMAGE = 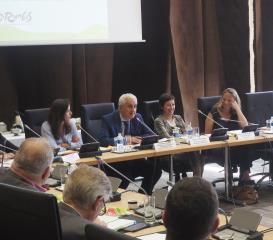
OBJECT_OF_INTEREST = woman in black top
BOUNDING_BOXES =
[205,88,253,184]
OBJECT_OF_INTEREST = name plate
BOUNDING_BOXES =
[236,131,255,140]
[154,141,177,150]
[189,136,210,145]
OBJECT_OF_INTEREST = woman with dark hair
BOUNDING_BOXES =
[154,93,203,180]
[41,99,82,151]
[205,88,254,185]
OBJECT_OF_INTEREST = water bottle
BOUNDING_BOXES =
[172,127,180,138]
[270,116,273,132]
[186,122,193,138]
[116,133,124,153]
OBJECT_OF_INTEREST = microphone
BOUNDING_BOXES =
[95,156,148,196]
[24,124,41,138]
[198,110,225,129]
[0,143,17,153]
[79,125,99,143]
[136,117,157,136]
[220,117,255,126]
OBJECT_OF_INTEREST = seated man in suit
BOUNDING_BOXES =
[59,165,112,240]
[0,138,53,192]
[163,177,219,240]
[100,93,161,194]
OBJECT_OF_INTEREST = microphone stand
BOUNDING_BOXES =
[24,124,41,137]
[0,143,17,153]
[79,125,99,143]
[198,110,225,129]
[136,117,157,136]
[95,156,148,196]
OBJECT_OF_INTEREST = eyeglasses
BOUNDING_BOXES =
[99,198,106,216]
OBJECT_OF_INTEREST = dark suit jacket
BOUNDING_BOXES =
[100,111,154,146]
[58,201,90,240]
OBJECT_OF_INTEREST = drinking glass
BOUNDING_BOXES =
[192,127,200,137]
[144,196,156,224]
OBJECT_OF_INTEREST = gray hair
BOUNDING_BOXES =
[118,93,138,108]
[63,165,112,210]
[14,138,54,175]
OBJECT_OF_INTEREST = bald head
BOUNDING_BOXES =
[13,138,54,175]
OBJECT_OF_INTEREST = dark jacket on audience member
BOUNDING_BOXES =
[0,168,39,192]
[100,111,153,146]
[58,201,90,240]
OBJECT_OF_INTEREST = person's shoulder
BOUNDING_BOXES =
[154,114,164,122]
[210,105,218,115]
[41,121,49,129]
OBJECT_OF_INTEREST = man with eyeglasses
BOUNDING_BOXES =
[58,164,112,240]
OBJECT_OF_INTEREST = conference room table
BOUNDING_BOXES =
[48,188,273,239]
[76,132,273,202]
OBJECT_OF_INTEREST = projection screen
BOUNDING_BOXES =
[0,0,143,46]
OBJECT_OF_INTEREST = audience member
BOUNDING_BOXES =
[59,165,112,240]
[205,88,255,185]
[0,138,53,192]
[163,177,219,240]
[41,98,82,151]
[100,93,161,194]
[154,93,203,180]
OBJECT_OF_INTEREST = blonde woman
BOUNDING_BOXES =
[205,88,255,185]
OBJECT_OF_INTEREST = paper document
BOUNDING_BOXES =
[107,219,135,231]
[138,233,166,240]
[62,153,79,164]
[98,215,135,231]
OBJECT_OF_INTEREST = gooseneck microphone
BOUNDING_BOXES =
[95,156,148,196]
[136,117,157,136]
[220,117,255,126]
[79,125,99,143]
[0,143,17,153]
[198,110,225,129]
[24,124,41,138]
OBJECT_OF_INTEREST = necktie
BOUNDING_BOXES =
[123,121,130,136]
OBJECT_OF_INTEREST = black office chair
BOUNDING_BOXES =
[24,108,49,138]
[80,103,115,143]
[85,223,138,240]
[197,96,239,186]
[0,183,62,240]
[242,91,273,187]
[197,96,221,134]
[142,100,160,131]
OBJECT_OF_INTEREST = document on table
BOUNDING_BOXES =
[138,233,166,240]
[98,215,135,231]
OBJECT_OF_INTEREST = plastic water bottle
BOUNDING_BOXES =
[172,127,180,138]
[270,117,273,132]
[116,133,124,152]
[186,122,193,138]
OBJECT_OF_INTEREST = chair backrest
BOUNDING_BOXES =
[24,108,49,138]
[0,183,62,240]
[197,96,221,133]
[142,100,160,130]
[85,223,138,240]
[80,103,115,143]
[242,91,273,127]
